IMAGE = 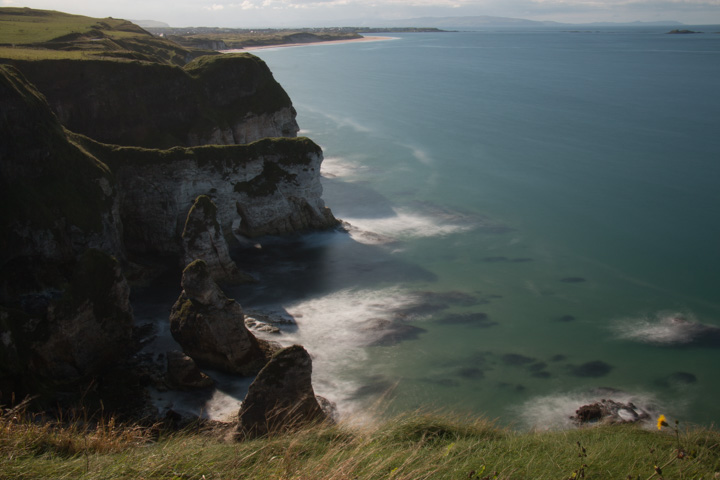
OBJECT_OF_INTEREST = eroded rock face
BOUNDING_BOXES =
[166,350,214,390]
[181,195,253,283]
[236,345,328,438]
[0,249,133,397]
[169,260,276,376]
[10,54,299,149]
[572,399,650,425]
[0,66,132,400]
[0,65,125,266]
[105,137,338,254]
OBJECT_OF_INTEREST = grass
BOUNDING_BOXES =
[0,7,194,65]
[2,401,719,480]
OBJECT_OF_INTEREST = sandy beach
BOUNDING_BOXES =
[222,35,396,52]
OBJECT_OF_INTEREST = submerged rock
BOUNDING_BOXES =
[236,345,328,438]
[169,260,277,376]
[569,360,613,378]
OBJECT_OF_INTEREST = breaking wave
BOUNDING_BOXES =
[517,388,661,431]
[613,311,720,347]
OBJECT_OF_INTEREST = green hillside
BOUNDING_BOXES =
[0,7,199,64]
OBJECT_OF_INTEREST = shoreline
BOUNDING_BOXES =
[222,35,397,52]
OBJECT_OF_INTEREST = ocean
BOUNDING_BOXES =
[146,27,720,429]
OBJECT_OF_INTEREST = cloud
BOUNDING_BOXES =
[204,3,225,10]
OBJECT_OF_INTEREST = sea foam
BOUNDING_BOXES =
[517,388,661,431]
[613,311,720,346]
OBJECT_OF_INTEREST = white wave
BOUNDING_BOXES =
[253,287,421,417]
[321,156,370,179]
[517,389,660,431]
[344,208,473,245]
[402,144,434,166]
[613,311,718,345]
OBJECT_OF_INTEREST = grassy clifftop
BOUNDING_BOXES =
[2,407,719,479]
[0,7,199,65]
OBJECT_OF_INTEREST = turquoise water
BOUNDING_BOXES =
[231,28,720,428]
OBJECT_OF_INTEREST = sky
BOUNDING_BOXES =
[3,0,720,27]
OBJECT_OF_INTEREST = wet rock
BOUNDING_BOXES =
[420,377,460,388]
[351,377,396,399]
[166,350,214,390]
[434,312,497,327]
[501,353,536,366]
[363,318,427,347]
[412,290,480,306]
[244,316,282,334]
[236,345,328,438]
[498,382,526,392]
[181,195,253,283]
[457,367,485,379]
[169,260,277,376]
[656,371,698,388]
[569,360,613,378]
[572,399,650,425]
[484,256,508,263]
[527,362,548,372]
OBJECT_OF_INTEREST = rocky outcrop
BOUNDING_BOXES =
[572,399,650,425]
[166,350,214,390]
[169,260,277,376]
[181,195,253,283]
[80,136,338,253]
[236,345,328,438]
[7,53,299,149]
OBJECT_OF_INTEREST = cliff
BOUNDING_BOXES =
[0,65,132,399]
[7,53,299,149]
[0,11,338,407]
[73,133,336,253]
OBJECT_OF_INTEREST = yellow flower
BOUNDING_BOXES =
[657,414,669,430]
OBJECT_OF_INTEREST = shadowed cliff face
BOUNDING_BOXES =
[0,54,336,407]
[0,66,133,399]
[7,53,299,149]
[0,64,124,266]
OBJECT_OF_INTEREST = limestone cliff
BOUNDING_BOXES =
[7,53,298,149]
[181,195,251,283]
[76,135,338,254]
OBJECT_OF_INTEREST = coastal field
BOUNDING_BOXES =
[3,403,719,479]
[0,7,193,63]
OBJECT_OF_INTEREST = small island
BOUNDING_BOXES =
[667,29,702,34]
